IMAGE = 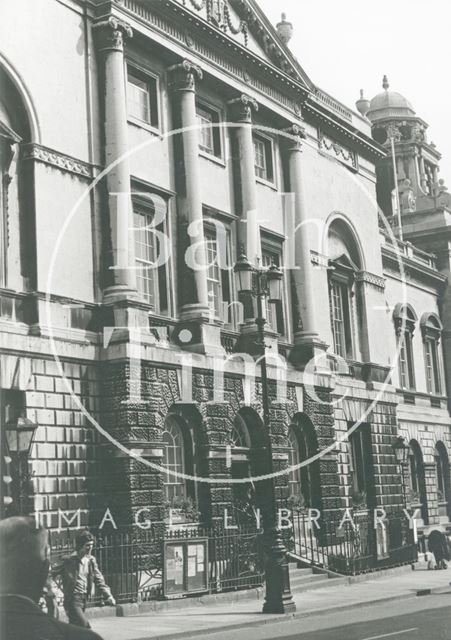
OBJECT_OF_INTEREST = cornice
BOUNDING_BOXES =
[381,245,447,289]
[303,102,387,161]
[94,0,385,158]
[22,143,95,180]
[355,270,385,290]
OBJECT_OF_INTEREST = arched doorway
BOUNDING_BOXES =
[408,440,428,524]
[435,442,451,521]
[229,408,267,525]
[288,415,321,510]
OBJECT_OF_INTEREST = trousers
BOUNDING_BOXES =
[65,595,91,629]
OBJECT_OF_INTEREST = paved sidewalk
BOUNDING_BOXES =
[91,568,451,640]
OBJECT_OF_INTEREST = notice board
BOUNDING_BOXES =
[163,537,208,597]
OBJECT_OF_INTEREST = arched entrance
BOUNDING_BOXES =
[288,414,321,510]
[229,408,267,525]
[435,442,451,521]
[408,440,428,524]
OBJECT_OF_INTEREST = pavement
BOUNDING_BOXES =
[89,566,451,640]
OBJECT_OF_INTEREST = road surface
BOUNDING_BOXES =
[199,592,451,640]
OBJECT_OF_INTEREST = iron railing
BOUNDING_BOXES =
[49,524,264,605]
[285,508,418,575]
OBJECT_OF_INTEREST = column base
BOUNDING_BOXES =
[103,285,139,304]
[173,304,225,356]
[289,331,329,371]
[235,321,279,356]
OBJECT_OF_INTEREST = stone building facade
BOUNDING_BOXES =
[0,0,450,558]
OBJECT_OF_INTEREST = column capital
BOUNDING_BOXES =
[168,60,203,92]
[228,94,259,123]
[94,16,133,53]
[285,123,307,151]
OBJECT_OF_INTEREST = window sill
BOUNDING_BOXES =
[256,176,277,190]
[128,117,162,137]
[199,150,226,167]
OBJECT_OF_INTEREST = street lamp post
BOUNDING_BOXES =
[234,252,296,614]
[392,436,409,504]
[4,414,38,515]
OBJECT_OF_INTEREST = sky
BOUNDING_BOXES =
[257,0,451,185]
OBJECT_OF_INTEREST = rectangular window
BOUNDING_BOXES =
[133,194,170,314]
[425,338,441,394]
[329,280,354,359]
[253,135,274,182]
[261,244,285,336]
[399,332,415,390]
[349,424,372,498]
[127,67,159,128]
[409,453,419,493]
[196,102,222,157]
[204,223,233,324]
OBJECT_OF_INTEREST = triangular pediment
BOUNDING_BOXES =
[330,254,359,272]
[172,0,313,90]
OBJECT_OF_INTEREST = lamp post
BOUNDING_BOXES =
[392,436,409,504]
[234,252,295,614]
[4,414,38,515]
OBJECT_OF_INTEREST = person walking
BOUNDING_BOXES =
[0,516,103,640]
[51,530,115,629]
[428,529,449,569]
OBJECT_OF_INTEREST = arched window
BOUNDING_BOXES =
[162,416,186,501]
[327,220,364,361]
[231,415,251,450]
[0,64,34,294]
[393,304,417,390]
[420,313,443,395]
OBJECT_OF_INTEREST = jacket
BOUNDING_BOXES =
[0,594,104,640]
[51,553,112,604]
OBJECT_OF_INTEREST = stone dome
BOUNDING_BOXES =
[367,75,415,123]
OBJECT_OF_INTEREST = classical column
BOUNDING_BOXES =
[169,60,209,319]
[95,17,137,302]
[285,124,328,367]
[228,95,260,265]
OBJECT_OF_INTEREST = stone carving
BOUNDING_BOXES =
[22,143,93,179]
[94,16,133,53]
[168,59,203,92]
[182,0,248,43]
[411,123,426,142]
[285,123,306,150]
[228,94,258,123]
[319,133,357,169]
[434,178,451,208]
[386,124,402,143]
[399,178,416,213]
[209,0,226,27]
[355,271,385,291]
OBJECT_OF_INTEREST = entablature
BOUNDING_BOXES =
[91,0,384,164]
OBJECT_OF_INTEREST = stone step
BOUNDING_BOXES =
[288,566,314,576]
[290,574,347,594]
[289,571,329,587]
